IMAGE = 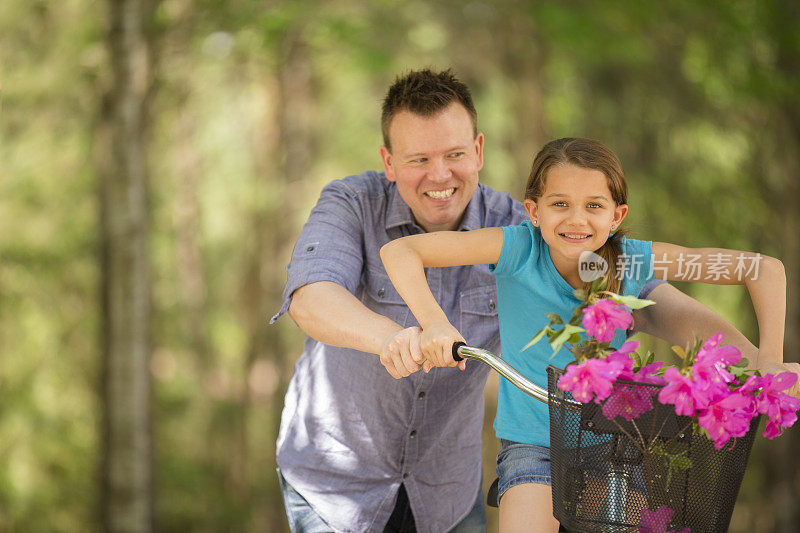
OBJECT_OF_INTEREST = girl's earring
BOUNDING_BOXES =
[534,219,538,225]
[611,225,616,230]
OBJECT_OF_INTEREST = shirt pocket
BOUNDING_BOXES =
[361,269,412,325]
[458,285,499,347]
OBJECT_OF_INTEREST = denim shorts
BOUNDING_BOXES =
[496,439,552,502]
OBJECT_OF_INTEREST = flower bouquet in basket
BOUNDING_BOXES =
[529,278,800,533]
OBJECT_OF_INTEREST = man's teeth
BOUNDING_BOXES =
[425,188,455,199]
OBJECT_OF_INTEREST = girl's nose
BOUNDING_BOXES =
[566,208,587,225]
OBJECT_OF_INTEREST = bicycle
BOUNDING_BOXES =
[453,342,759,533]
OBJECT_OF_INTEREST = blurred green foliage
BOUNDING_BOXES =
[2,0,800,531]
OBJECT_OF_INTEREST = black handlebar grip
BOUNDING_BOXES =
[452,341,466,362]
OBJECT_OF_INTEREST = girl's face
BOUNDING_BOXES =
[523,163,628,274]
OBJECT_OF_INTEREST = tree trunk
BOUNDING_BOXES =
[762,3,800,530]
[99,0,158,531]
[245,27,317,529]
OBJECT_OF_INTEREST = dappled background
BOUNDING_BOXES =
[2,0,800,531]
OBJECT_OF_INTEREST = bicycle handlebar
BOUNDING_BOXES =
[452,342,580,410]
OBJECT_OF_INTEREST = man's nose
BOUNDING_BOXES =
[428,158,452,181]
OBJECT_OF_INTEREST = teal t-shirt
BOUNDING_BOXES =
[489,221,654,446]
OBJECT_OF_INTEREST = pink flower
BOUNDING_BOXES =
[557,358,624,403]
[659,367,712,416]
[697,393,754,449]
[733,375,761,418]
[738,374,764,395]
[691,333,742,393]
[635,361,666,385]
[605,341,638,380]
[692,355,736,391]
[639,505,691,533]
[756,372,800,439]
[639,505,671,532]
[639,505,690,533]
[602,382,656,421]
[581,299,633,343]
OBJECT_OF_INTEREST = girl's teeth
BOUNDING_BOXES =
[426,188,455,199]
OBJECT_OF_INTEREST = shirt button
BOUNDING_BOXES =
[378,288,385,298]
[489,300,496,310]
[403,473,409,479]
[409,429,417,437]
[418,392,426,399]
[306,245,315,252]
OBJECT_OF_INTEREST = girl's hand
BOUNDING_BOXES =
[778,362,800,399]
[420,321,465,370]
[785,363,800,399]
[758,358,800,399]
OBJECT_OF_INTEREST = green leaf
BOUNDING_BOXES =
[730,365,746,377]
[607,294,656,310]
[590,277,607,293]
[673,456,692,471]
[549,324,584,354]
[522,327,548,351]
[672,345,687,361]
[545,313,564,325]
[573,289,588,301]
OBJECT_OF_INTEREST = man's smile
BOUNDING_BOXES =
[424,188,456,199]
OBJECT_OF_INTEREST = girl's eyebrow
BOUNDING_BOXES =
[544,193,611,201]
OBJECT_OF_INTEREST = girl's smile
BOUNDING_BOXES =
[559,233,592,243]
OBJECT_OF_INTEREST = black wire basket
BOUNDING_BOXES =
[547,365,760,533]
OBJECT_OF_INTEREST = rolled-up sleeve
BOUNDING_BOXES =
[270,180,366,323]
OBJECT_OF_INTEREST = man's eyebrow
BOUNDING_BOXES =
[403,145,469,158]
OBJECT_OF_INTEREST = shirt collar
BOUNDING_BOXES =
[457,186,483,231]
[385,178,484,233]
[385,179,416,230]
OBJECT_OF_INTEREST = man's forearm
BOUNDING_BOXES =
[288,281,402,355]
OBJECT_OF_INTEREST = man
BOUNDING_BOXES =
[271,69,762,532]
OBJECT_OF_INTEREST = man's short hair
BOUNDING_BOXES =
[381,68,478,152]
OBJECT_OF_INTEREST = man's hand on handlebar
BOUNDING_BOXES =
[380,327,424,379]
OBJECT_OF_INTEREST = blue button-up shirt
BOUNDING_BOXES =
[272,171,527,532]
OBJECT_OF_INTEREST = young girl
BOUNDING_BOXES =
[380,137,797,533]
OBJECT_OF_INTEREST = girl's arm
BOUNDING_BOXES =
[380,228,504,368]
[633,283,758,363]
[652,242,786,369]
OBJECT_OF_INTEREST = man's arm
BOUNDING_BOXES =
[275,178,425,379]
[631,283,758,363]
[288,281,424,379]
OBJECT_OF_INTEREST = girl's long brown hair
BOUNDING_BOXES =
[526,138,628,294]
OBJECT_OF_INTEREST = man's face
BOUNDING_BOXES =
[379,103,484,233]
